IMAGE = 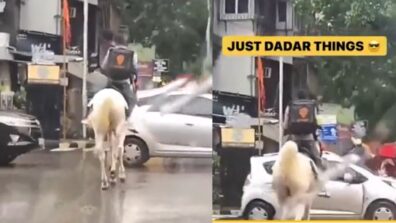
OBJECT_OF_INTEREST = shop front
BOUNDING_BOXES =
[25,64,62,145]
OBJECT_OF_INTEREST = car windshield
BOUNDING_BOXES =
[353,163,378,176]
[138,95,161,106]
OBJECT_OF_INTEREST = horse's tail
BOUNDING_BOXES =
[272,141,308,193]
[278,140,299,166]
[273,141,299,177]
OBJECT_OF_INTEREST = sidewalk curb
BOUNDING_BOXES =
[52,140,95,151]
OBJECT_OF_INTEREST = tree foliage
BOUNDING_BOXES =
[293,0,396,140]
[116,0,208,76]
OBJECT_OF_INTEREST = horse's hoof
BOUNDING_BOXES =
[110,178,117,185]
[119,177,126,183]
[101,181,109,190]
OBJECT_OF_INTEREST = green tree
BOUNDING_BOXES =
[293,0,396,140]
[116,0,208,77]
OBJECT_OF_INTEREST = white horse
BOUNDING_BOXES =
[272,141,359,220]
[82,88,129,190]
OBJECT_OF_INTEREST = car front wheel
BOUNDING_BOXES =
[123,137,149,167]
[0,154,17,166]
[364,201,396,220]
[244,200,275,220]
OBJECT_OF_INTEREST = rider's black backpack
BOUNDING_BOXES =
[287,99,317,135]
[101,45,135,80]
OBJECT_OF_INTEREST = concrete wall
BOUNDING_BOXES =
[0,0,20,46]
[214,56,254,96]
[19,0,61,35]
[213,0,255,96]
[109,5,121,34]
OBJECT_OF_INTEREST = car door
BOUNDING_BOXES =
[179,96,212,149]
[312,161,365,215]
[142,95,193,148]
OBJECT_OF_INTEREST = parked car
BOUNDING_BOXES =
[123,92,212,166]
[0,110,43,165]
[241,151,396,220]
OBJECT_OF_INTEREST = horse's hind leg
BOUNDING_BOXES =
[304,203,312,220]
[96,133,109,190]
[279,203,289,220]
[294,203,306,220]
[109,132,118,185]
[117,130,127,183]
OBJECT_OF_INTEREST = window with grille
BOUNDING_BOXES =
[220,0,254,20]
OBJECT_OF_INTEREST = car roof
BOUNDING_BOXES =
[139,90,212,100]
[258,151,344,163]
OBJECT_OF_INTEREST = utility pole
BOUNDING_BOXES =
[278,57,284,151]
[82,0,88,138]
[61,0,67,140]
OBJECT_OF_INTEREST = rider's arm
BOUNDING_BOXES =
[133,53,138,82]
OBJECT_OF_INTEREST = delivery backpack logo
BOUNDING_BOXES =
[298,106,309,121]
[116,54,125,67]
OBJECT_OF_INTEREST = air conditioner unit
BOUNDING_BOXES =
[0,32,10,47]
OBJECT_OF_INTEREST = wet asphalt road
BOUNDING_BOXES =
[0,150,212,223]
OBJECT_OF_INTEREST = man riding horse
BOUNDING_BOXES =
[283,90,325,170]
[92,30,138,118]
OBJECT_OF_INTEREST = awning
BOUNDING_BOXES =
[0,47,14,61]
[67,61,84,79]
[10,49,82,64]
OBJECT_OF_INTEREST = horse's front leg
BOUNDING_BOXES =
[96,134,109,190]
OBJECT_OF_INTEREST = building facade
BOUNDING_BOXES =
[213,0,319,119]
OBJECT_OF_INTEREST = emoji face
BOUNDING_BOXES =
[368,40,380,52]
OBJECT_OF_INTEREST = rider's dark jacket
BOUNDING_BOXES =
[99,40,138,116]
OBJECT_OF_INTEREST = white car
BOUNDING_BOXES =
[241,151,396,220]
[123,92,212,166]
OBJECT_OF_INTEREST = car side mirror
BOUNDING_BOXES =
[343,172,354,183]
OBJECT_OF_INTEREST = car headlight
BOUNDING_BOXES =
[9,134,20,144]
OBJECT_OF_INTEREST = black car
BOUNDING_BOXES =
[0,111,43,165]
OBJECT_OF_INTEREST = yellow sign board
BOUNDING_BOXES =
[222,36,387,56]
[221,128,255,148]
[27,64,61,85]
